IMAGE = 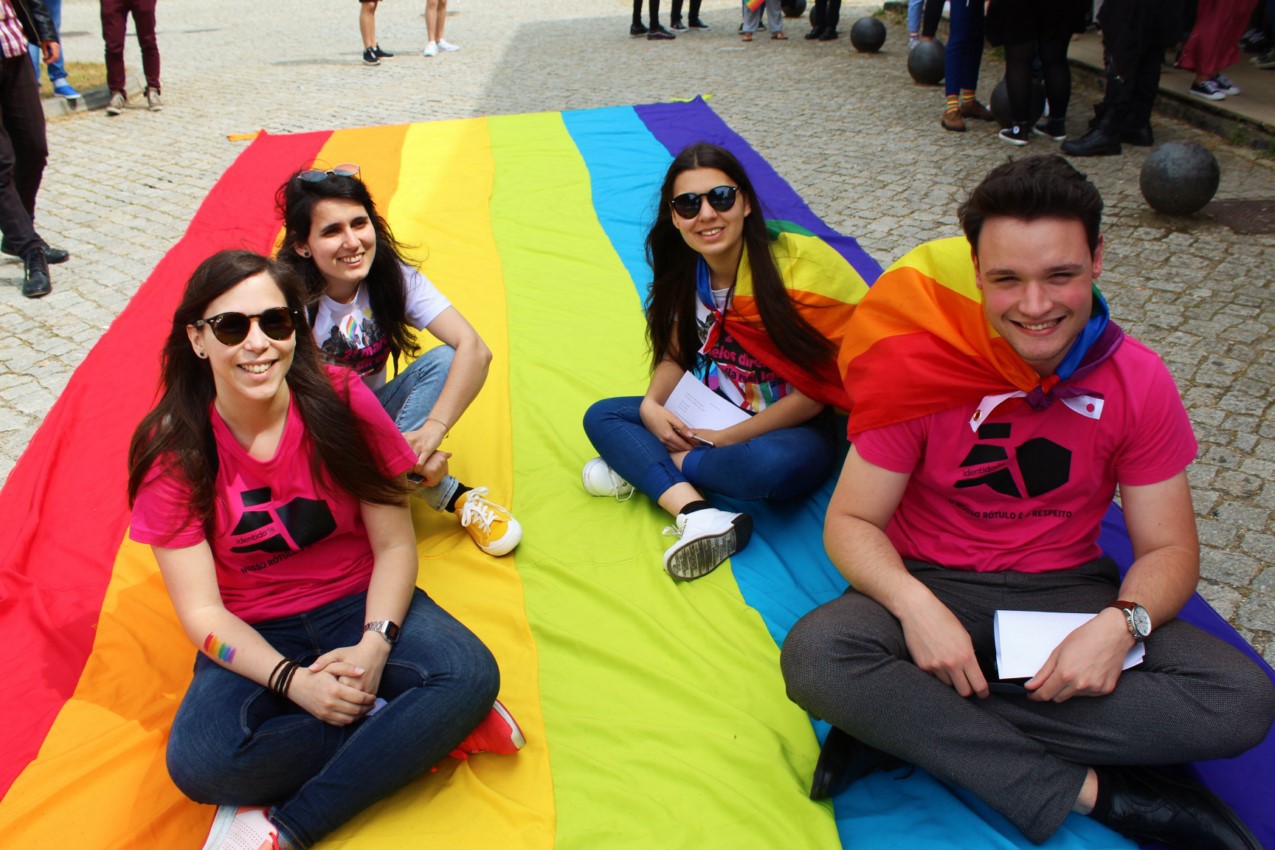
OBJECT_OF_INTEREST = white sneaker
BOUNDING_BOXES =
[145,88,163,112]
[662,508,753,580]
[437,39,460,51]
[199,806,281,850]
[424,41,438,57]
[581,457,634,499]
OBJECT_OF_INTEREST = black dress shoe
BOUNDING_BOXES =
[2,238,68,264]
[809,726,906,800]
[1061,127,1122,157]
[630,22,648,36]
[22,249,51,298]
[818,29,839,40]
[1093,766,1261,850]
[1121,124,1154,147]
[805,27,824,39]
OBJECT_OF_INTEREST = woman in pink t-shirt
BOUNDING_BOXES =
[127,251,523,850]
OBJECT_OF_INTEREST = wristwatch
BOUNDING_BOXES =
[363,620,401,645]
[1106,600,1151,643]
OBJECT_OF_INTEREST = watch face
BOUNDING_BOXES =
[1131,606,1151,637]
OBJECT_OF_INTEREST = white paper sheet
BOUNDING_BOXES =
[663,371,751,430]
[994,609,1145,680]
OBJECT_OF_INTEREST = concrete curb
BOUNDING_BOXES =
[879,0,1275,149]
[41,66,145,120]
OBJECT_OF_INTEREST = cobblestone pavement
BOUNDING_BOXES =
[2,0,1272,661]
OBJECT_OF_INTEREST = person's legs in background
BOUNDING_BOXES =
[907,0,924,46]
[942,0,990,130]
[100,0,129,114]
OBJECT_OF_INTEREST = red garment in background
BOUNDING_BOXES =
[1179,0,1260,76]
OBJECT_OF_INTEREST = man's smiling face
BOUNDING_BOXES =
[974,216,1102,377]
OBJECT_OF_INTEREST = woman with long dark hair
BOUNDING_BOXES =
[128,250,523,850]
[277,165,520,557]
[582,143,866,580]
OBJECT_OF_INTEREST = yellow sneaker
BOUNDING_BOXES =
[455,487,521,556]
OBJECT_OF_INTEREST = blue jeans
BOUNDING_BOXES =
[945,0,985,97]
[374,345,460,511]
[28,0,67,83]
[582,396,837,503]
[167,589,499,850]
[907,0,923,33]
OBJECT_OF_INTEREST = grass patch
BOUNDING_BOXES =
[38,61,107,99]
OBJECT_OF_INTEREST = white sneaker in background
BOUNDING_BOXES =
[581,457,634,499]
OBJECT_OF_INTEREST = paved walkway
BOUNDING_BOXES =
[3,0,1273,662]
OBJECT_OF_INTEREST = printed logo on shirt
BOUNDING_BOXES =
[320,311,389,378]
[229,487,337,566]
[697,315,788,413]
[953,423,1072,501]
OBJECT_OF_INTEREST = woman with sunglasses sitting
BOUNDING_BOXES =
[277,165,520,557]
[582,143,867,580]
[127,251,524,850]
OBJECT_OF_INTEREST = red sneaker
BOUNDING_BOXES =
[449,700,526,760]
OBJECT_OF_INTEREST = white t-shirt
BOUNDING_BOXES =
[310,262,451,390]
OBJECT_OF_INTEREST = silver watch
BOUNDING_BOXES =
[364,620,400,645]
[1107,600,1151,643]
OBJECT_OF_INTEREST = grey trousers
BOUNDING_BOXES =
[780,558,1275,844]
[741,0,782,33]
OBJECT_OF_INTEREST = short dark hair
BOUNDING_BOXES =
[958,155,1103,256]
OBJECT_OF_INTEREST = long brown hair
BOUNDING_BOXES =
[275,171,421,365]
[644,143,833,374]
[127,250,407,537]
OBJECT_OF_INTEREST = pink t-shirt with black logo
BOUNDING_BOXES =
[130,366,417,623]
[851,338,1198,574]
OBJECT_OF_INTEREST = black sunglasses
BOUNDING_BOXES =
[670,185,739,220]
[192,308,303,346]
[297,163,361,183]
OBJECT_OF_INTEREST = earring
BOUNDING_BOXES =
[196,350,207,359]
[300,250,310,258]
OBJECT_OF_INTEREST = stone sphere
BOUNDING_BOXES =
[781,0,806,17]
[1139,142,1220,216]
[907,39,945,86]
[990,78,1046,129]
[850,17,886,52]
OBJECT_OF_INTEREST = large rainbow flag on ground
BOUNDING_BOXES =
[1,99,1271,850]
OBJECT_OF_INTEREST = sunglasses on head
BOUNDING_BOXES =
[670,185,740,220]
[192,307,303,346]
[297,163,361,183]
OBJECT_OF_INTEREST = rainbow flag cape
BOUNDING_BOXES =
[706,225,869,411]
[746,0,767,11]
[1,99,1271,850]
